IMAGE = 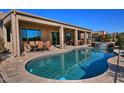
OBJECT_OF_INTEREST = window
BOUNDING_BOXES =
[65,32,72,41]
[6,27,11,42]
[78,32,80,40]
[21,28,41,41]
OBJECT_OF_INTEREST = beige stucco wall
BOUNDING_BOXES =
[19,21,59,41]
[3,24,13,53]
[0,21,3,38]
[1,13,13,53]
[2,14,12,52]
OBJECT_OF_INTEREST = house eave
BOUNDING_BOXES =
[2,10,92,32]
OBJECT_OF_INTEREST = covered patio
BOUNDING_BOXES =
[2,10,92,56]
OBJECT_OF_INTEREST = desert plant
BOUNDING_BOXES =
[116,32,124,49]
[96,33,113,42]
[0,35,4,52]
[105,34,113,42]
[97,35,104,42]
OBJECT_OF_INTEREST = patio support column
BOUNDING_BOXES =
[3,26,7,44]
[16,17,20,56]
[11,11,20,56]
[84,31,87,44]
[89,32,92,44]
[59,26,64,49]
[74,29,78,46]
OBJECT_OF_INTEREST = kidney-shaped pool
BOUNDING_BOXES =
[25,48,116,80]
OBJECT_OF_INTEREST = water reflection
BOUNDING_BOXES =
[60,54,65,72]
[59,48,93,76]
[75,49,79,62]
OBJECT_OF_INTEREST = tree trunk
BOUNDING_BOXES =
[114,48,120,83]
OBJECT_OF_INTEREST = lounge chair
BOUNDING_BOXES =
[45,41,51,50]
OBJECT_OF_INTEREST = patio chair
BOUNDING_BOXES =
[29,41,35,48]
[65,40,70,45]
[45,41,51,50]
[80,40,84,45]
[37,41,44,51]
[24,42,32,53]
[78,40,81,45]
[70,40,74,45]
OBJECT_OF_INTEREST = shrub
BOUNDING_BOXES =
[96,33,113,42]
[115,32,124,49]
[0,35,4,52]
[105,34,113,42]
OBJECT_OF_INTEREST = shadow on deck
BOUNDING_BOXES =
[108,63,124,82]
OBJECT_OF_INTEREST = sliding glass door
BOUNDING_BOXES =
[65,32,72,41]
[51,32,59,45]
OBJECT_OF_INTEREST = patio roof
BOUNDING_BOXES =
[2,10,92,32]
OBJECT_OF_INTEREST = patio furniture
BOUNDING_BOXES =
[65,40,70,45]
[45,41,51,50]
[37,41,44,51]
[78,40,84,45]
[87,40,91,44]
[24,42,32,53]
[30,41,40,51]
[78,40,81,45]
[80,40,84,45]
[69,40,74,45]
[64,40,74,46]
[29,41,35,48]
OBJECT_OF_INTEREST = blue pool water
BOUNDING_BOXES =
[25,48,116,80]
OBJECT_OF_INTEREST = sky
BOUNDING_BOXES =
[0,9,124,33]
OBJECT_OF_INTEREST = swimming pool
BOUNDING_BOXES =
[25,48,116,80]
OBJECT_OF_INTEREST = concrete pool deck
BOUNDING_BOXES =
[0,46,124,83]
